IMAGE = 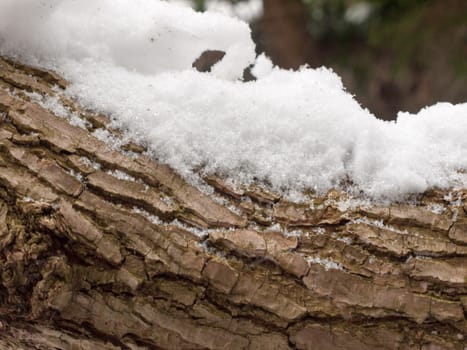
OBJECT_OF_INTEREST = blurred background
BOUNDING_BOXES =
[175,0,467,120]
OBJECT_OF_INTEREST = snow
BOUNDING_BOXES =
[306,256,343,271]
[1,0,467,202]
[92,129,125,150]
[79,156,102,170]
[427,203,446,215]
[353,217,409,235]
[204,0,263,22]
[251,53,274,79]
[132,207,163,225]
[337,236,353,245]
[107,169,137,182]
[68,169,84,183]
[0,0,254,80]
[25,92,90,129]
[444,192,463,222]
[167,0,263,22]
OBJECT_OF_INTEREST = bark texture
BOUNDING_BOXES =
[0,57,466,349]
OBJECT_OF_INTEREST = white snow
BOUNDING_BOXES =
[79,156,102,170]
[92,129,125,150]
[306,256,343,271]
[251,53,274,79]
[204,0,263,22]
[0,0,254,80]
[25,92,90,129]
[444,192,463,222]
[427,203,446,215]
[106,169,137,182]
[167,0,263,22]
[337,236,353,244]
[353,217,409,235]
[1,0,467,202]
[132,207,163,225]
[68,169,84,183]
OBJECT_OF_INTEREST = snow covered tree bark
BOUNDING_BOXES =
[0,57,466,349]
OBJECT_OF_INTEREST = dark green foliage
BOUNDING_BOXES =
[302,0,435,42]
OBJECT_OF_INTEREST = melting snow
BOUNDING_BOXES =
[1,0,467,201]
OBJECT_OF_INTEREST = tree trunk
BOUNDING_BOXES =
[0,57,466,350]
[254,0,312,69]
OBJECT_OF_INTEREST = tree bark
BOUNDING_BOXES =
[0,57,466,349]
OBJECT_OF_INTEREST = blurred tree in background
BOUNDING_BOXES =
[192,0,467,119]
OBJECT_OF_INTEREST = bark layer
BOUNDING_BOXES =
[0,58,466,349]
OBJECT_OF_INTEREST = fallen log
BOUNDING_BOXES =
[0,57,465,349]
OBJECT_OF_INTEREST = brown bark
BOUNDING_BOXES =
[0,57,466,349]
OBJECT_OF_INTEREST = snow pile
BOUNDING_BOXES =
[1,0,467,201]
[0,0,254,80]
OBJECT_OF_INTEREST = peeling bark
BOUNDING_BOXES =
[0,57,466,349]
